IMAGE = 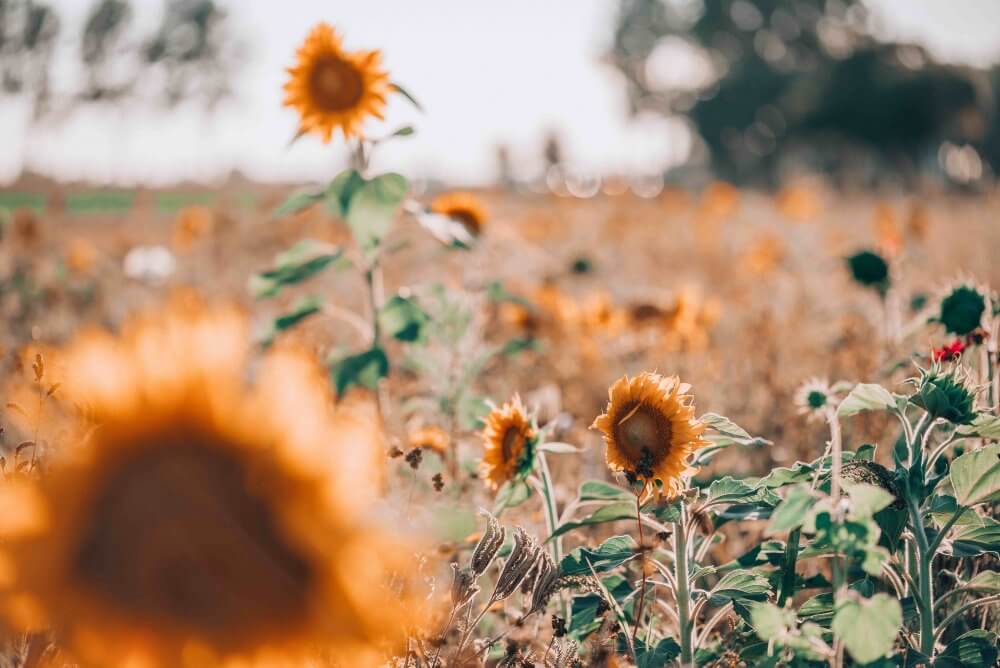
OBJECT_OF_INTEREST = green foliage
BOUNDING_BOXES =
[345,173,408,259]
[261,295,322,346]
[635,636,680,668]
[560,535,639,577]
[378,294,428,342]
[837,383,898,417]
[329,347,389,396]
[550,502,635,540]
[832,594,902,664]
[250,240,343,298]
[708,570,771,604]
[949,443,1000,506]
[937,631,999,668]
[493,478,532,514]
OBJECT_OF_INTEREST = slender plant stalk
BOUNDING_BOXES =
[536,451,568,620]
[632,490,647,647]
[674,502,694,666]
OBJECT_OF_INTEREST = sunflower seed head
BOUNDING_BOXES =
[493,527,540,600]
[471,509,506,576]
[450,563,480,609]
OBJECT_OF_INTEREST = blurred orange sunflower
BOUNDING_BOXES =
[283,23,390,142]
[409,425,450,457]
[431,192,488,238]
[0,294,420,668]
[480,395,535,490]
[591,373,708,497]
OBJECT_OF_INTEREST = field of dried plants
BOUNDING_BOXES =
[1,19,999,668]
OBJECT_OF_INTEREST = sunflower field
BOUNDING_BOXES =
[2,14,1000,668]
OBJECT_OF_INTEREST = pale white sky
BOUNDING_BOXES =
[1,0,998,186]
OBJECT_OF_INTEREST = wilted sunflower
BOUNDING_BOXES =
[0,294,422,668]
[431,192,488,238]
[409,425,450,458]
[283,23,390,142]
[937,282,987,337]
[591,373,708,497]
[480,396,536,490]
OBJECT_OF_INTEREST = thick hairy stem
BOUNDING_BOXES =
[907,496,935,656]
[674,503,694,666]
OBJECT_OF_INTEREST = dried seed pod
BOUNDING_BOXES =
[450,563,480,610]
[548,638,581,668]
[493,527,540,600]
[471,509,506,576]
[529,552,560,615]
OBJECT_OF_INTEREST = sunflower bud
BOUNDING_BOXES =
[493,527,540,600]
[911,366,977,425]
[471,509,506,576]
[846,249,890,295]
[938,284,986,336]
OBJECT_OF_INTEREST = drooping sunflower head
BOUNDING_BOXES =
[591,373,709,497]
[794,377,833,422]
[480,395,536,490]
[283,23,390,142]
[0,294,423,668]
[409,425,450,458]
[431,192,489,239]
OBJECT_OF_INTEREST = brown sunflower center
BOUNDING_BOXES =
[309,55,364,112]
[446,208,482,235]
[615,402,671,469]
[500,426,523,464]
[72,436,313,641]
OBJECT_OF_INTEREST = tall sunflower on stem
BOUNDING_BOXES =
[592,372,709,664]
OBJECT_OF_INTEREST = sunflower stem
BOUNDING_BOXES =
[674,502,694,667]
[536,450,567,619]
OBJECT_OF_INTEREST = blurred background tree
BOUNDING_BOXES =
[609,0,998,186]
[1,0,241,118]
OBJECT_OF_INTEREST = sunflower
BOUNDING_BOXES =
[794,377,833,422]
[409,425,450,458]
[172,206,214,252]
[431,192,489,238]
[283,23,390,142]
[480,396,536,490]
[591,373,708,497]
[0,294,421,668]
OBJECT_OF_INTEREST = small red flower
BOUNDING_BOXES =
[932,339,967,362]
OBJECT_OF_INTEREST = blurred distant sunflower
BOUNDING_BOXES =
[284,23,390,142]
[409,425,450,458]
[794,377,833,422]
[431,192,488,238]
[0,294,420,668]
[480,396,536,490]
[171,206,214,252]
[591,373,708,497]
